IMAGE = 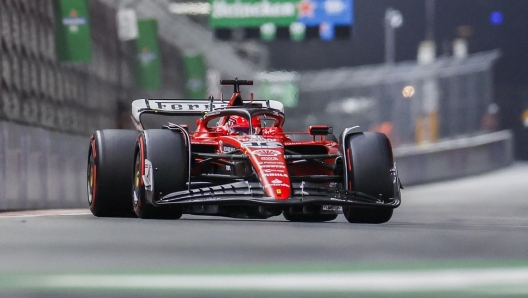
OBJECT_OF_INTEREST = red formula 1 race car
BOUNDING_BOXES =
[88,79,401,223]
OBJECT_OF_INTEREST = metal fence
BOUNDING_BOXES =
[287,51,500,146]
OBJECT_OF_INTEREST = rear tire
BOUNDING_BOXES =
[133,129,186,219]
[87,130,138,217]
[341,132,395,224]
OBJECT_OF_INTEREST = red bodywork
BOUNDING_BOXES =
[189,90,337,201]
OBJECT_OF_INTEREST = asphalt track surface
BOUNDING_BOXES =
[1,162,528,297]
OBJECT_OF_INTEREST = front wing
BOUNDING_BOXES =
[158,181,401,208]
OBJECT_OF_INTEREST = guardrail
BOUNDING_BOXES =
[0,121,514,211]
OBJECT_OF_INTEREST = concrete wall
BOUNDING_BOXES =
[0,121,514,211]
[0,121,87,210]
[394,130,513,185]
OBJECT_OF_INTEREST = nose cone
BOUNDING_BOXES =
[246,148,291,200]
[263,174,291,200]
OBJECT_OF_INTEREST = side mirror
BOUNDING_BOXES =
[309,125,333,136]
[309,126,333,141]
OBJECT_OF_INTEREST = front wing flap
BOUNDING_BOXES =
[158,181,400,208]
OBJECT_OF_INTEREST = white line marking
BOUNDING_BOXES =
[0,209,91,218]
[36,268,528,292]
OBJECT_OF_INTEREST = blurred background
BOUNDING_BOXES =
[1,2,528,296]
[0,0,527,208]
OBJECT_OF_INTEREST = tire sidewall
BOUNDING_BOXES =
[88,130,138,217]
[133,129,187,219]
[341,131,395,223]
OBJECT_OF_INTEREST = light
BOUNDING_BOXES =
[490,11,503,26]
[522,110,528,128]
[402,86,415,98]
[385,8,403,28]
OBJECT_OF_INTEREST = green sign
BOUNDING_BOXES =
[257,82,298,107]
[210,0,298,28]
[183,54,207,98]
[55,0,92,62]
[135,19,162,90]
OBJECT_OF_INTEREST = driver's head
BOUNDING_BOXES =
[225,116,262,135]
[226,116,249,135]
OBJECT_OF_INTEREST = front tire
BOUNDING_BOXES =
[133,129,187,219]
[341,132,395,224]
[88,130,138,217]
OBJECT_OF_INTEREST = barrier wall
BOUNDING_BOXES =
[0,121,514,211]
[394,130,514,185]
[0,121,87,210]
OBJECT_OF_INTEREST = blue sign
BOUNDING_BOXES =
[297,0,353,26]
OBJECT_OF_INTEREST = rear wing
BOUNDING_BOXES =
[132,99,285,123]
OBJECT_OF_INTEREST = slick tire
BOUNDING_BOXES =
[342,132,394,224]
[88,129,138,217]
[283,210,338,222]
[133,129,186,219]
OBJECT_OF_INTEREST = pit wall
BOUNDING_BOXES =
[0,121,514,211]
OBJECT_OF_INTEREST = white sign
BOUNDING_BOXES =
[117,9,138,41]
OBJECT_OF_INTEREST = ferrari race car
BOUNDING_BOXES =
[88,79,401,223]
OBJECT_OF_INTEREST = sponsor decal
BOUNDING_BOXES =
[211,0,296,19]
[261,164,286,168]
[271,179,283,184]
[264,183,291,188]
[265,173,288,177]
[276,189,282,195]
[261,161,285,165]
[263,169,284,173]
[224,145,236,153]
[62,9,87,33]
[219,140,236,153]
[253,149,281,156]
[261,157,279,161]
[153,101,227,111]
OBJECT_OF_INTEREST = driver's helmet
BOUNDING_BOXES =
[225,116,261,135]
